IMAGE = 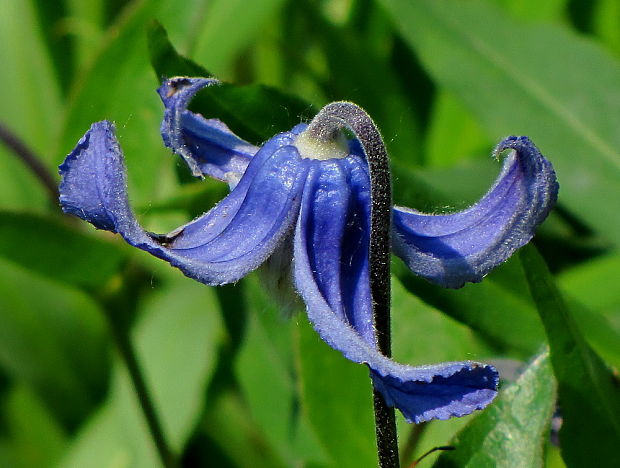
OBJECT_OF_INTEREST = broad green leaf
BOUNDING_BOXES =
[558,253,620,315]
[295,317,376,468]
[191,0,288,77]
[0,212,126,288]
[379,0,620,245]
[391,276,494,366]
[425,91,491,168]
[394,258,545,357]
[235,275,328,466]
[593,0,620,56]
[434,350,556,468]
[0,384,67,468]
[199,390,287,468]
[58,0,214,205]
[147,20,210,80]
[31,0,75,95]
[65,0,105,70]
[0,0,62,158]
[148,21,314,145]
[520,245,620,468]
[0,0,62,211]
[0,258,109,429]
[493,0,567,22]
[59,275,222,467]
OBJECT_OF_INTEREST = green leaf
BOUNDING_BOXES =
[493,0,567,22]
[0,384,67,468]
[200,390,287,468]
[147,20,210,79]
[0,258,109,428]
[0,0,62,158]
[191,0,288,76]
[59,276,223,467]
[31,0,75,95]
[520,245,620,468]
[424,91,491,168]
[0,212,126,288]
[58,0,216,205]
[147,20,314,145]
[0,0,62,211]
[391,276,494,366]
[235,275,328,466]
[379,0,620,245]
[558,253,620,314]
[299,2,423,165]
[434,349,556,468]
[295,316,376,468]
[394,258,545,357]
[593,0,620,56]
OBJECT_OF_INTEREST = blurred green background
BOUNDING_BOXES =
[1,0,620,466]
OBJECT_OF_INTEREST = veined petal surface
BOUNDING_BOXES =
[392,136,558,288]
[59,121,308,285]
[158,77,258,184]
[293,156,498,423]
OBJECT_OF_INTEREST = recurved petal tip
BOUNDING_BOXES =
[392,135,558,288]
[158,77,258,183]
[58,121,307,286]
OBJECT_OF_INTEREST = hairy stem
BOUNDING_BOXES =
[307,102,398,467]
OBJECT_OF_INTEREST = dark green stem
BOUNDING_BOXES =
[400,422,428,466]
[0,121,59,203]
[106,309,176,467]
[307,102,398,467]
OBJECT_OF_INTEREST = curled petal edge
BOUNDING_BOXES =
[293,168,498,423]
[59,120,306,285]
[392,136,559,288]
[158,77,258,184]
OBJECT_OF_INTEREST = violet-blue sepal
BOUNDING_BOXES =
[158,77,257,185]
[59,77,560,424]
[292,155,498,423]
[59,120,309,285]
[392,136,559,288]
[159,77,559,290]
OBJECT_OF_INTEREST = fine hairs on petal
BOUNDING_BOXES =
[392,135,558,288]
[59,76,559,426]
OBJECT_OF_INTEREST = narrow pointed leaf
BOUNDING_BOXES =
[520,244,620,468]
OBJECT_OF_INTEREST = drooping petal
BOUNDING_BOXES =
[293,156,498,423]
[392,136,558,289]
[59,121,308,285]
[158,77,258,184]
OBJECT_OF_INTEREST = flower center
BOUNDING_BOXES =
[294,129,349,160]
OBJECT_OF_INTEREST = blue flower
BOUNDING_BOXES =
[59,77,558,423]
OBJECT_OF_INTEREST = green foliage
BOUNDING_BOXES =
[521,245,620,468]
[1,0,619,466]
[435,350,556,468]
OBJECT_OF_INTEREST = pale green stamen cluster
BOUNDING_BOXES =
[294,129,349,160]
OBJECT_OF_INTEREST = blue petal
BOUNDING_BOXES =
[59,121,308,285]
[158,77,258,183]
[392,136,558,288]
[293,156,498,423]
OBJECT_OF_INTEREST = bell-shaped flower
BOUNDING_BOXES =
[59,77,558,423]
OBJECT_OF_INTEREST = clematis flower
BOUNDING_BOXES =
[59,77,558,423]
